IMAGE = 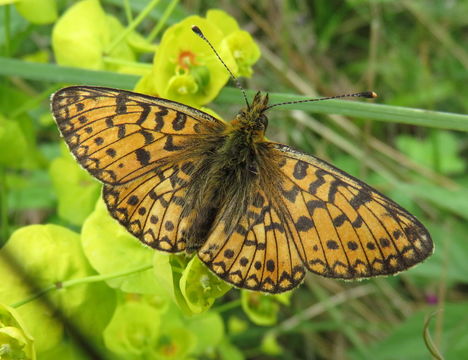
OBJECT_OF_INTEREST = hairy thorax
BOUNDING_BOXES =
[180,125,265,252]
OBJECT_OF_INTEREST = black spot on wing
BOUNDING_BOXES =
[154,108,167,131]
[116,93,128,114]
[333,214,347,227]
[135,148,151,166]
[172,112,187,131]
[308,169,327,194]
[282,185,299,203]
[136,103,151,125]
[105,117,114,127]
[296,216,314,232]
[350,191,372,209]
[293,160,308,180]
[266,259,275,272]
[139,130,154,144]
[163,135,183,151]
[326,240,339,249]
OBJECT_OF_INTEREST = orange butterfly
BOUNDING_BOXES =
[51,28,433,294]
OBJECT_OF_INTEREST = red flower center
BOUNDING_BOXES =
[177,50,197,70]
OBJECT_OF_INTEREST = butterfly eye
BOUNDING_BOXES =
[255,114,268,131]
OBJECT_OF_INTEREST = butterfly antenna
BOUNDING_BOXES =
[192,25,250,109]
[265,91,378,111]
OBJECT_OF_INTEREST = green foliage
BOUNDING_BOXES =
[0,225,93,352]
[241,291,291,326]
[1,1,467,359]
[0,114,28,168]
[52,0,138,73]
[179,256,231,314]
[396,131,464,175]
[49,146,101,226]
[140,12,239,106]
[14,0,57,25]
[0,304,35,360]
[351,303,468,360]
[82,199,159,294]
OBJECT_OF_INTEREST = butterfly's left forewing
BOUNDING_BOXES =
[52,86,227,252]
[51,86,226,185]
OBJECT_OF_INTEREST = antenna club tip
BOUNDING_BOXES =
[191,25,203,37]
[363,91,378,98]
[357,91,378,99]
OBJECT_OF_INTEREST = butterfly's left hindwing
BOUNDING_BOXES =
[103,162,192,252]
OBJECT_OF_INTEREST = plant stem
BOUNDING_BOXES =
[212,299,242,313]
[147,0,180,42]
[102,56,152,70]
[3,5,11,56]
[0,167,8,244]
[10,263,153,308]
[104,0,161,55]
[123,0,133,23]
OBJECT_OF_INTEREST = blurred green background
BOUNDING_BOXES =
[0,0,467,359]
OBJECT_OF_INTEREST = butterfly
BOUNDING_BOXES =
[50,29,433,294]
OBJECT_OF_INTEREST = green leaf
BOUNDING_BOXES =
[350,303,468,360]
[52,0,109,70]
[261,332,283,356]
[241,291,281,326]
[38,339,92,360]
[69,281,117,353]
[0,224,94,352]
[0,304,35,360]
[51,0,135,72]
[152,253,196,316]
[49,148,101,226]
[0,58,139,88]
[1,58,467,132]
[6,170,55,211]
[149,327,196,360]
[407,220,468,284]
[103,301,161,358]
[15,0,57,24]
[205,9,260,78]
[396,131,464,175]
[396,183,468,221]
[179,256,231,314]
[217,339,245,360]
[186,311,224,354]
[0,114,28,168]
[81,199,158,294]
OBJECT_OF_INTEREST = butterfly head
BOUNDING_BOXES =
[232,91,269,138]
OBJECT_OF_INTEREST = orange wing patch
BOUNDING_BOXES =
[198,190,306,293]
[102,161,198,252]
[270,143,433,279]
[51,86,226,185]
